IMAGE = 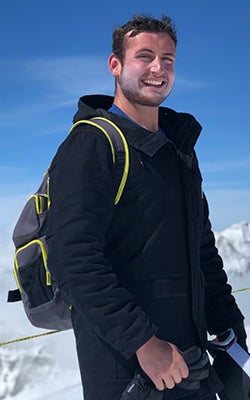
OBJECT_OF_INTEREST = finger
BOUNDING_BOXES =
[172,369,183,384]
[163,375,175,390]
[179,359,189,379]
[154,377,166,391]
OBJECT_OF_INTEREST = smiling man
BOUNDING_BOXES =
[109,30,176,118]
[46,15,248,400]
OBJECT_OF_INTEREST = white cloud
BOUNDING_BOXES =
[0,56,114,126]
[201,158,250,173]
[0,194,29,228]
[0,166,27,173]
[20,55,114,98]
[174,76,210,89]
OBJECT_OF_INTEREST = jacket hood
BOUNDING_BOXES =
[73,94,202,153]
[73,95,114,122]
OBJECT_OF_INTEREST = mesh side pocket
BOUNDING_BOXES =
[14,238,53,307]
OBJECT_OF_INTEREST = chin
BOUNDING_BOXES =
[140,94,169,107]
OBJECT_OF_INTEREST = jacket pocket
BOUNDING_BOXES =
[153,275,186,299]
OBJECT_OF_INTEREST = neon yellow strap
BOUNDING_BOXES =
[69,119,116,162]
[70,118,129,205]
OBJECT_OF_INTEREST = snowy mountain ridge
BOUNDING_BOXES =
[214,221,250,275]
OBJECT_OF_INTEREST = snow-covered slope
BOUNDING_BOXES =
[0,222,249,400]
[214,221,250,275]
[0,222,82,400]
[0,343,82,400]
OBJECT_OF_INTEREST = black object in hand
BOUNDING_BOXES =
[178,345,209,390]
[121,346,209,399]
[121,370,163,400]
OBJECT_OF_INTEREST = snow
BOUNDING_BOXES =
[214,222,250,275]
[0,222,250,399]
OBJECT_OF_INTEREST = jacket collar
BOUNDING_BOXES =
[75,95,202,156]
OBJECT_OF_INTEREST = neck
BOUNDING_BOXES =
[113,97,159,132]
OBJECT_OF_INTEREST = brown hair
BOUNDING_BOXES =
[112,14,177,63]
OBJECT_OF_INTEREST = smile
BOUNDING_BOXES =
[143,80,166,87]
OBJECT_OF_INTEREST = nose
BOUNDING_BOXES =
[150,57,164,74]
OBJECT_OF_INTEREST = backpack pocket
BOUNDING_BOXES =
[14,237,53,307]
[13,237,72,330]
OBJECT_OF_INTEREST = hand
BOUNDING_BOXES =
[136,336,189,390]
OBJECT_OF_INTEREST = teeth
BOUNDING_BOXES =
[144,80,163,86]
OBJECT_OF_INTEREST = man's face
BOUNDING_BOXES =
[111,32,176,107]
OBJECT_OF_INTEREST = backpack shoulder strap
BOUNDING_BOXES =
[69,117,129,205]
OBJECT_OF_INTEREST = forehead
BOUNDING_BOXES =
[124,31,176,54]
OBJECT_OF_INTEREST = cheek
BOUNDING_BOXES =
[121,65,141,82]
[124,62,146,76]
[167,67,175,82]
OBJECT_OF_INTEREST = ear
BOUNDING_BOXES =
[108,53,122,77]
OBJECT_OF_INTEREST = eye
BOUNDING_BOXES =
[137,55,152,62]
[136,53,153,62]
[162,57,175,65]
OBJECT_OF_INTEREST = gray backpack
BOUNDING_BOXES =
[8,117,129,331]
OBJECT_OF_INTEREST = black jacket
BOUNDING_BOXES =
[47,94,246,383]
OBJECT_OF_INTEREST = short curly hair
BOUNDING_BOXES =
[112,14,177,63]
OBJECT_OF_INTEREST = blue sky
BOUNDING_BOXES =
[0,0,249,231]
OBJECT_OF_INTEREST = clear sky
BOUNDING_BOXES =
[0,0,249,231]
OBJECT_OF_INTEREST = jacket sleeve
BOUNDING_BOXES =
[200,194,247,349]
[46,126,157,359]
